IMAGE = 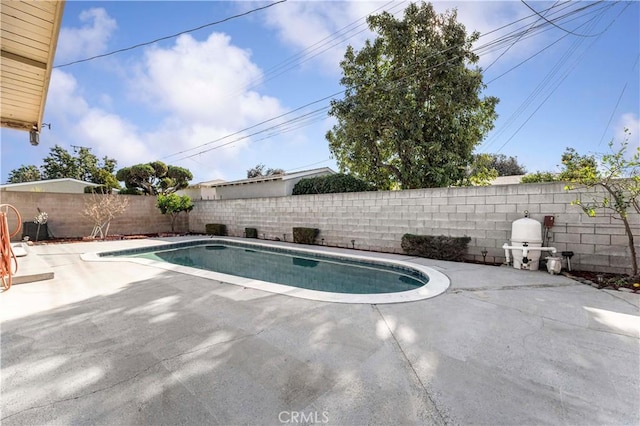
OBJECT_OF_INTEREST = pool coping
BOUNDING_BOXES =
[81,237,450,304]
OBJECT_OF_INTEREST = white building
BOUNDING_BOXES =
[0,178,102,194]
[181,168,336,200]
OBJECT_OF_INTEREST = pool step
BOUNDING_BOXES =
[10,244,55,285]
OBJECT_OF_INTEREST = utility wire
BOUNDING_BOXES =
[483,0,561,72]
[521,0,610,38]
[171,106,330,162]
[163,1,617,163]
[222,1,406,106]
[479,1,624,152]
[161,91,341,160]
[285,158,333,173]
[54,0,287,68]
[170,1,602,162]
[597,54,640,146]
[492,3,629,154]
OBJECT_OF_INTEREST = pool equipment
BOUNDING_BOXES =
[502,211,557,272]
[561,251,574,271]
[545,256,562,274]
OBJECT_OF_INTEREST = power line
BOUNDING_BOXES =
[285,158,333,173]
[479,1,625,153]
[520,0,610,38]
[160,91,341,161]
[221,1,406,106]
[597,54,640,146]
[54,0,288,68]
[162,1,618,164]
[491,3,629,154]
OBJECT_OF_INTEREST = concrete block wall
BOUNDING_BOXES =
[190,182,639,274]
[1,192,187,239]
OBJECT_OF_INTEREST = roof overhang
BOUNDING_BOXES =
[1,1,65,133]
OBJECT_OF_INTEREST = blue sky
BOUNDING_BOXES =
[1,1,638,184]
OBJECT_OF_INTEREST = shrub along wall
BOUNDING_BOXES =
[190,182,638,274]
[1,191,187,240]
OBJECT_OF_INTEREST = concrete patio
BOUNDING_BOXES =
[1,238,638,425]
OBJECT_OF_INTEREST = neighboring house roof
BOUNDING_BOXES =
[1,1,66,133]
[206,167,336,188]
[490,175,525,185]
[0,178,101,191]
[188,179,226,188]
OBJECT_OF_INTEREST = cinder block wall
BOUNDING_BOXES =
[190,182,639,274]
[1,192,186,239]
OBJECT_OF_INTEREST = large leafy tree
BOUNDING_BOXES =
[7,145,119,191]
[7,165,42,183]
[116,161,193,195]
[472,153,526,176]
[327,2,498,189]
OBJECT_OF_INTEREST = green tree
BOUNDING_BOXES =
[156,193,194,232]
[561,130,639,276]
[521,171,559,183]
[41,145,79,180]
[247,164,285,178]
[7,165,42,183]
[472,153,526,176]
[462,153,527,186]
[326,1,498,190]
[462,153,499,186]
[37,145,120,191]
[292,173,375,194]
[116,161,193,195]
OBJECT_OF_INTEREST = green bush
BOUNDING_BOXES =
[292,173,375,195]
[401,234,471,261]
[245,227,258,238]
[205,223,227,236]
[293,227,319,244]
[521,172,559,183]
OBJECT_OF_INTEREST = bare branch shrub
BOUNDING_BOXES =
[82,193,129,239]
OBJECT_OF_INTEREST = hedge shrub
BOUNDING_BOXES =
[521,172,559,183]
[205,223,227,236]
[401,234,471,262]
[293,227,319,244]
[245,227,258,238]
[292,173,375,195]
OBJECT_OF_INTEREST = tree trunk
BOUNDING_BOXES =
[622,216,638,276]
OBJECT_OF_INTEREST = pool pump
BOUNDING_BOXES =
[502,211,558,272]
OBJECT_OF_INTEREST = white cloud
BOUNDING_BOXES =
[135,32,284,128]
[258,1,537,74]
[126,32,289,179]
[56,8,117,63]
[46,70,151,165]
[46,30,291,182]
[260,1,393,73]
[75,110,149,165]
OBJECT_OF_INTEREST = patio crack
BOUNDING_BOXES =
[450,282,580,292]
[1,329,264,422]
[373,305,448,425]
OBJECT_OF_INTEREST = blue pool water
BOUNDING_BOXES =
[123,243,427,295]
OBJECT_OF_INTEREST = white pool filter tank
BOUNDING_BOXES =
[502,211,558,271]
[510,214,543,270]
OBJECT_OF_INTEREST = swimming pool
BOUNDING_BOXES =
[83,238,450,304]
